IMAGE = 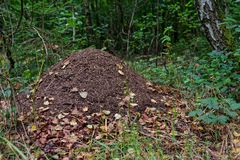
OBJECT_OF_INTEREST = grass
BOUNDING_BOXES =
[0,134,28,160]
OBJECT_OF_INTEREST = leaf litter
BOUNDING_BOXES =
[13,49,240,159]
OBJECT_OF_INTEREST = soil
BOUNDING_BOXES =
[14,49,193,158]
[17,48,167,116]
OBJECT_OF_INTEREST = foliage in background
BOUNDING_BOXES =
[0,0,239,126]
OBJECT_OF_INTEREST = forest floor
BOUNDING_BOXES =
[1,49,240,159]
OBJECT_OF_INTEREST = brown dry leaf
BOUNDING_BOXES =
[232,147,240,154]
[54,125,63,131]
[63,112,69,116]
[233,131,240,137]
[100,125,107,132]
[130,103,138,107]
[39,107,50,112]
[49,97,55,101]
[70,87,78,92]
[71,108,80,115]
[79,91,88,99]
[57,114,65,119]
[118,70,124,76]
[39,137,47,144]
[102,110,111,115]
[62,60,70,69]
[52,118,59,124]
[82,107,89,112]
[114,113,122,120]
[17,115,25,121]
[123,96,130,103]
[70,119,78,126]
[49,71,54,75]
[129,92,136,98]
[95,134,103,140]
[68,134,78,143]
[43,101,50,106]
[62,118,70,124]
[151,99,157,104]
[116,63,123,70]
[147,87,156,92]
[146,81,153,86]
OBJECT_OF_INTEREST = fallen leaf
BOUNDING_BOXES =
[49,71,54,75]
[129,92,136,98]
[30,124,37,132]
[118,101,125,107]
[49,97,55,101]
[17,115,25,121]
[39,137,47,144]
[71,108,80,115]
[68,134,78,143]
[62,60,70,69]
[102,110,111,115]
[43,101,50,106]
[70,119,78,126]
[57,114,65,119]
[95,134,103,140]
[151,99,157,103]
[83,107,88,112]
[233,131,240,137]
[52,118,59,124]
[79,91,88,99]
[130,103,138,107]
[118,70,124,76]
[100,125,107,132]
[116,63,123,70]
[70,87,78,92]
[114,113,122,120]
[54,125,63,131]
[146,82,153,86]
[62,118,70,124]
[39,107,49,112]
[87,125,93,129]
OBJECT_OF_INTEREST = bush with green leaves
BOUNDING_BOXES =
[186,50,240,124]
[130,48,240,124]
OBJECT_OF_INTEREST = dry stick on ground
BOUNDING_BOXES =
[31,27,48,120]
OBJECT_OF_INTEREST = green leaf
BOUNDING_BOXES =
[225,98,240,110]
[188,109,203,117]
[200,98,220,109]
[216,115,229,124]
[198,113,218,124]
[225,110,238,118]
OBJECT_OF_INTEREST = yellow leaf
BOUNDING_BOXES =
[232,147,240,154]
[233,131,240,137]
[31,124,37,132]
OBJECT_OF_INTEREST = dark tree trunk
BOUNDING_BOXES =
[195,0,234,51]
[83,0,93,44]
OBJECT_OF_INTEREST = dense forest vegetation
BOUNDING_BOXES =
[0,0,240,159]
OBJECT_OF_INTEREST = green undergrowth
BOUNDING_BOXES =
[129,49,240,125]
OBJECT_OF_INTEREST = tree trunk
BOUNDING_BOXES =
[195,0,233,51]
[83,0,92,44]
